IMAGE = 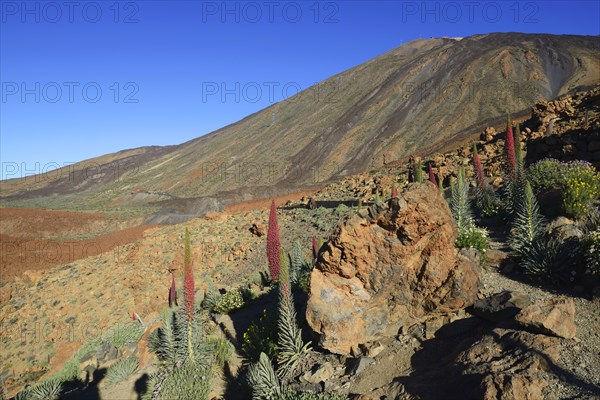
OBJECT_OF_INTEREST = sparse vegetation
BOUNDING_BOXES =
[15,379,62,400]
[213,289,245,314]
[242,309,278,361]
[105,356,139,386]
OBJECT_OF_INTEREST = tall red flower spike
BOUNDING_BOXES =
[279,248,291,300]
[473,144,486,191]
[312,236,318,261]
[505,115,517,181]
[391,187,398,198]
[169,272,177,308]
[267,199,281,282]
[183,229,195,322]
[428,164,437,187]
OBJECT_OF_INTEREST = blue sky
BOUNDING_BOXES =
[1,0,599,177]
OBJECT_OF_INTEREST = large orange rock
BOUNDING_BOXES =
[306,182,482,354]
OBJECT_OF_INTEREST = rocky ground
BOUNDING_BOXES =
[1,86,599,399]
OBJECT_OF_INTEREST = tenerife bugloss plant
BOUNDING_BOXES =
[450,167,473,233]
[505,114,517,183]
[144,229,218,400]
[428,164,437,187]
[169,273,177,308]
[391,186,398,199]
[247,352,281,400]
[277,249,311,378]
[291,241,303,284]
[312,237,318,262]
[267,199,281,282]
[514,123,525,181]
[473,144,486,191]
[413,159,424,183]
[451,167,489,254]
[509,181,549,276]
[473,144,501,217]
[183,228,197,363]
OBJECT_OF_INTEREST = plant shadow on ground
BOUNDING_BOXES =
[220,288,278,400]
[396,317,600,400]
[134,373,149,400]
[59,367,106,400]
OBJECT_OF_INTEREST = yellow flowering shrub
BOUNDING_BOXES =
[563,176,600,218]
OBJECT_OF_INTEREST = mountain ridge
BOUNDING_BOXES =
[2,32,599,214]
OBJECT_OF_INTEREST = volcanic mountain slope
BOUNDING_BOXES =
[2,33,599,212]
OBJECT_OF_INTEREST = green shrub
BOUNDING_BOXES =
[563,176,600,218]
[527,159,600,218]
[105,322,145,348]
[456,225,489,253]
[242,309,277,361]
[105,356,138,386]
[16,379,62,400]
[213,290,244,314]
[527,159,564,193]
[153,361,211,400]
[278,390,349,400]
[207,333,234,368]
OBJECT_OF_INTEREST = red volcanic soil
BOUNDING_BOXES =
[0,208,155,282]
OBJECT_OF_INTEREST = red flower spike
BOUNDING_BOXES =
[473,144,486,190]
[428,164,437,187]
[183,229,195,322]
[267,200,281,282]
[169,273,177,307]
[505,120,517,181]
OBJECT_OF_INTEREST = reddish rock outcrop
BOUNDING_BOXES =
[306,182,482,354]
[515,296,576,339]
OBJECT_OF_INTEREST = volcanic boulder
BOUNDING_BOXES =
[306,182,482,354]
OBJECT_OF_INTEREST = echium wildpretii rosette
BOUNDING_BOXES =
[267,199,281,282]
